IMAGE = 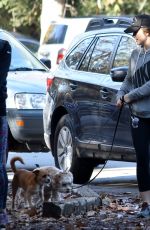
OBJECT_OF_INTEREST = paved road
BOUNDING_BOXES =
[7,151,55,170]
[90,161,137,194]
[91,160,136,183]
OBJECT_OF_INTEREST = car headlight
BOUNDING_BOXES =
[14,93,46,109]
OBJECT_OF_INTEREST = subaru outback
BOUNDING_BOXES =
[43,17,137,184]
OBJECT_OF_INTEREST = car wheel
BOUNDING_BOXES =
[54,114,96,184]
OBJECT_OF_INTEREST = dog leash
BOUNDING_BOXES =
[72,97,124,190]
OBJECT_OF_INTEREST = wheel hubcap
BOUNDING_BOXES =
[57,126,73,171]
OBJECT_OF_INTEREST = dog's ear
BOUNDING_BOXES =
[32,169,40,176]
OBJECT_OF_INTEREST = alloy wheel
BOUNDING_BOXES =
[57,126,73,171]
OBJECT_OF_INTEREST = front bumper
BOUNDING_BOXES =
[7,108,45,145]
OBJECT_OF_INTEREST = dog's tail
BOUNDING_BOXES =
[10,156,24,173]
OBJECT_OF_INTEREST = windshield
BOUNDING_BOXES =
[43,24,67,44]
[0,31,47,71]
[21,40,39,54]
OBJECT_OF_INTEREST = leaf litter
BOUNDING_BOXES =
[5,183,150,229]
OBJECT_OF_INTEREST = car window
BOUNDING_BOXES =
[79,41,96,72]
[88,35,118,74]
[113,36,137,67]
[65,37,93,70]
[43,24,68,44]
[0,31,46,71]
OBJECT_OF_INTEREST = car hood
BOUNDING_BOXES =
[7,71,49,108]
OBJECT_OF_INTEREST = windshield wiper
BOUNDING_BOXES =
[32,68,47,72]
[10,67,47,72]
[10,67,33,71]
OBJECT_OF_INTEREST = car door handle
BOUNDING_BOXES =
[100,89,109,99]
[69,83,78,90]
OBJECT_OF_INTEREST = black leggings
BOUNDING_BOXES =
[131,117,150,192]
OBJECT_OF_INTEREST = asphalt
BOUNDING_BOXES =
[7,152,54,170]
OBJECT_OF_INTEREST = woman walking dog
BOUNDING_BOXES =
[117,14,150,218]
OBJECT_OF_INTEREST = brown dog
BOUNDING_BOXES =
[10,157,51,209]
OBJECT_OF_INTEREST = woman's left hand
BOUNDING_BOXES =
[124,94,130,103]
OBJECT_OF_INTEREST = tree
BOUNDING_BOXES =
[0,0,150,40]
[0,0,42,39]
[74,0,150,16]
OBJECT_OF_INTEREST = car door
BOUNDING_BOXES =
[96,35,137,153]
[75,34,120,142]
[65,36,102,142]
[78,33,121,144]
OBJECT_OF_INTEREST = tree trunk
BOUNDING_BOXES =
[40,0,65,44]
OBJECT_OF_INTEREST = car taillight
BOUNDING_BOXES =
[47,77,53,91]
[56,48,66,64]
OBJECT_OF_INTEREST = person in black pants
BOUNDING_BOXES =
[0,39,11,227]
[117,14,150,218]
[117,14,150,217]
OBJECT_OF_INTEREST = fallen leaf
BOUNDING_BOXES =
[102,197,111,206]
[87,211,96,217]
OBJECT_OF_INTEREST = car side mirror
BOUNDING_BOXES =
[110,66,128,82]
[40,58,51,69]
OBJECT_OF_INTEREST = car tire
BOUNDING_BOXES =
[53,114,96,184]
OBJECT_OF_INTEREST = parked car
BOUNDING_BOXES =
[0,29,51,152]
[43,16,138,184]
[38,17,92,70]
[11,32,51,68]
[10,32,40,56]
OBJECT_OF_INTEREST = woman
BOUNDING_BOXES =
[0,39,11,227]
[116,14,150,218]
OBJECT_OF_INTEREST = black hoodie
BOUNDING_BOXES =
[0,39,11,116]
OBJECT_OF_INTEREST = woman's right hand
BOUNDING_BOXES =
[116,98,123,108]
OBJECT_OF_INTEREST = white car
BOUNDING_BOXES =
[0,29,51,152]
[38,18,92,70]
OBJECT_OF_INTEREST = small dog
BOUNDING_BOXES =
[10,157,51,209]
[38,166,73,202]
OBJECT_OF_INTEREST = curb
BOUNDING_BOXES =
[42,186,102,218]
[61,196,101,217]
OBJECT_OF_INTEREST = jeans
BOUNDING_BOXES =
[0,116,8,209]
[131,117,150,192]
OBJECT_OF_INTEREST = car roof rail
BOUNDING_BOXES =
[85,16,133,32]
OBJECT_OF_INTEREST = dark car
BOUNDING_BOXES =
[0,29,51,152]
[43,17,137,183]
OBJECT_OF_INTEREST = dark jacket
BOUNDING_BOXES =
[0,39,11,116]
